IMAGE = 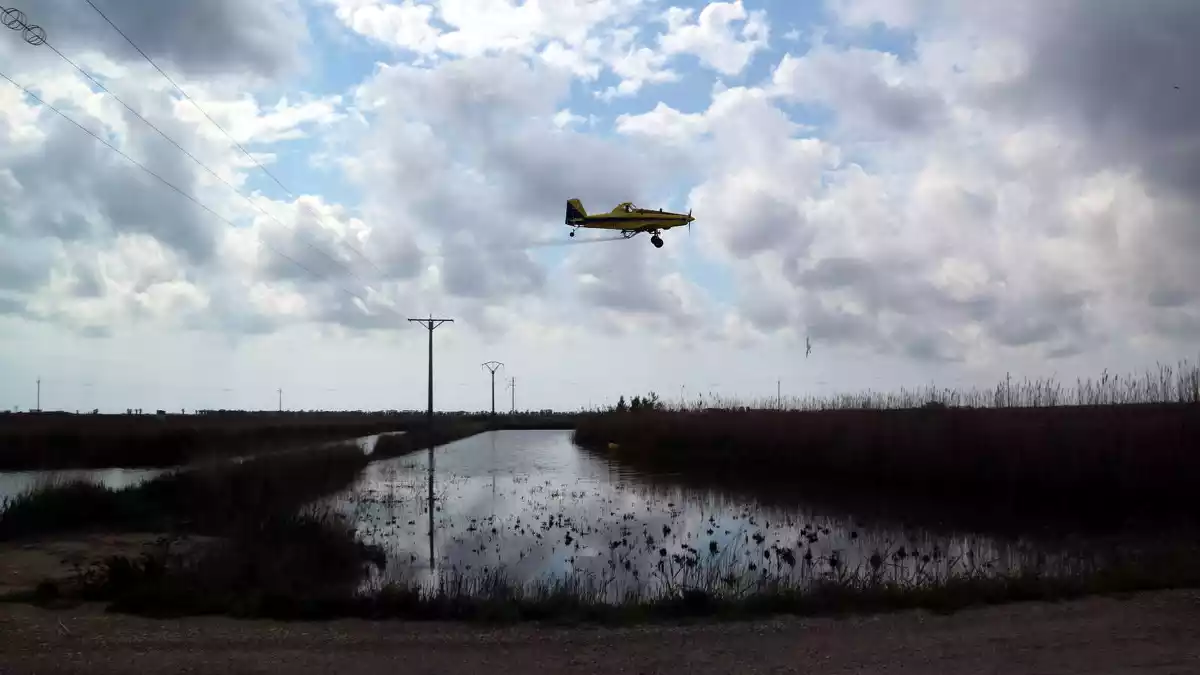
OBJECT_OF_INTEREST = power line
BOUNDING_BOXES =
[4,7,376,293]
[1,7,43,44]
[77,0,387,280]
[0,68,394,321]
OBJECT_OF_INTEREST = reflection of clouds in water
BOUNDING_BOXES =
[321,430,1066,597]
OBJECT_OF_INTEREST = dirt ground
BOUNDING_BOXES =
[0,533,214,597]
[0,589,1197,674]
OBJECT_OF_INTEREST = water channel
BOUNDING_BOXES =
[1,428,1083,598]
[322,429,1056,596]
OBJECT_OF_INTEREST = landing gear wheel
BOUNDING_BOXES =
[569,230,575,237]
[651,235,664,248]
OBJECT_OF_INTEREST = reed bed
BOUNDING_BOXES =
[574,361,1200,529]
[0,442,373,540]
[0,412,416,470]
[672,359,1200,411]
[2,443,388,613]
[0,412,584,470]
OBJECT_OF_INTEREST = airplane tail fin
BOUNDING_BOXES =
[565,198,587,225]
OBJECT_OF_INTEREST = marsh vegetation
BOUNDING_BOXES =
[0,412,413,470]
[1,363,1197,623]
[0,410,580,471]
[575,361,1200,533]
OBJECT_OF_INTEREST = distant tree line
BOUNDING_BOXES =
[613,392,665,412]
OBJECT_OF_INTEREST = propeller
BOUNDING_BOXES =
[687,209,693,234]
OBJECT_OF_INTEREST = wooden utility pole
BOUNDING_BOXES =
[507,376,515,413]
[36,377,40,412]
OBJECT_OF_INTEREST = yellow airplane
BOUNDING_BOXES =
[565,198,694,248]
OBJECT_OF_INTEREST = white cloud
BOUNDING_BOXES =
[615,102,707,144]
[328,0,442,55]
[658,0,770,76]
[826,0,919,30]
[4,0,1200,413]
[326,1,772,99]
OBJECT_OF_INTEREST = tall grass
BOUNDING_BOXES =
[0,412,417,470]
[0,411,586,470]
[1,441,389,614]
[69,509,387,618]
[670,359,1200,411]
[0,442,372,540]
[575,361,1200,531]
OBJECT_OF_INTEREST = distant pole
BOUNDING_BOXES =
[482,361,504,417]
[408,315,454,431]
[777,380,781,409]
[278,387,282,412]
[36,377,40,412]
[508,376,515,413]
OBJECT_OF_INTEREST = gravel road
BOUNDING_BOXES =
[1,591,1198,674]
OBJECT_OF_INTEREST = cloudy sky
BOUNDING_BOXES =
[0,0,1196,413]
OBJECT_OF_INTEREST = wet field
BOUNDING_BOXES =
[322,429,1068,598]
[0,428,1138,602]
[0,432,399,506]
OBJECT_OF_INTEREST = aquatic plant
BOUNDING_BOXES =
[60,531,1200,623]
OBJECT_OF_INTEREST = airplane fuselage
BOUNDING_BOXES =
[569,212,691,231]
[565,199,694,248]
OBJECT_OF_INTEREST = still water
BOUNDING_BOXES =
[324,430,1051,595]
[0,431,402,508]
[0,467,165,506]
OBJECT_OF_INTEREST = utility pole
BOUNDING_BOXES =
[36,376,40,412]
[407,315,454,431]
[408,315,452,575]
[777,379,781,409]
[481,361,503,417]
[507,376,515,413]
[278,387,282,412]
